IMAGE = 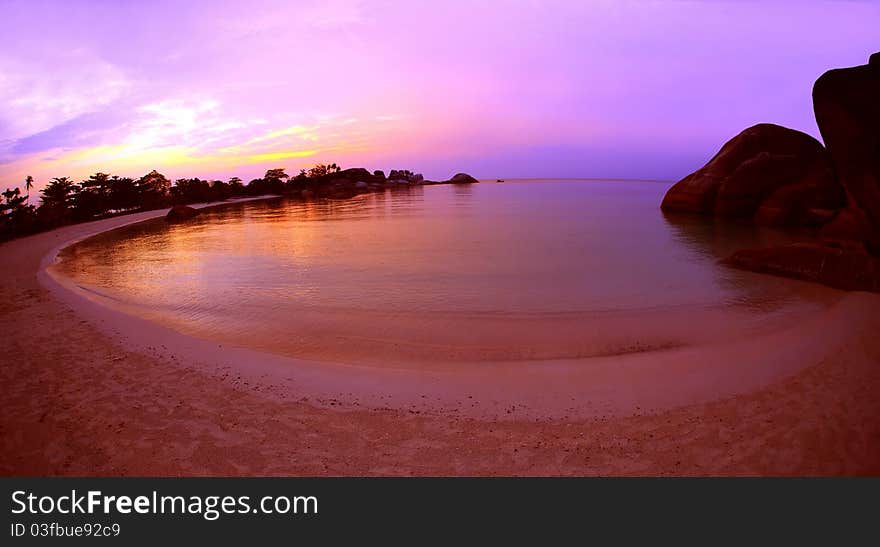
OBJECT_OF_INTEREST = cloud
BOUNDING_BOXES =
[1,0,879,185]
[0,50,130,142]
[213,0,369,35]
[0,110,406,187]
[9,108,132,156]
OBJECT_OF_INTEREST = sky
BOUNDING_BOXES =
[0,0,878,190]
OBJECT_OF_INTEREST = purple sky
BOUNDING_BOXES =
[1,0,878,189]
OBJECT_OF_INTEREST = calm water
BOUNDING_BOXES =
[56,180,833,365]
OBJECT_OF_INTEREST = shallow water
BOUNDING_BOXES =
[56,180,836,366]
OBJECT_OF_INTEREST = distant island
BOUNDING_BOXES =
[0,164,478,241]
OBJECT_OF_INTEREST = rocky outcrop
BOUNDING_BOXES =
[725,243,880,292]
[820,207,872,247]
[291,167,478,198]
[165,205,200,223]
[715,53,880,292]
[813,52,880,253]
[333,168,375,182]
[448,173,479,185]
[661,53,880,292]
[387,170,425,184]
[661,124,843,226]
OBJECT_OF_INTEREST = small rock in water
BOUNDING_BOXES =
[165,205,200,223]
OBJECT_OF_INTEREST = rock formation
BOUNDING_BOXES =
[333,167,375,183]
[661,123,844,227]
[813,51,880,253]
[289,167,479,199]
[165,205,200,223]
[724,243,880,292]
[448,173,479,185]
[714,52,880,292]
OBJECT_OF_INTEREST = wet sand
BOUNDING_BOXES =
[2,200,880,475]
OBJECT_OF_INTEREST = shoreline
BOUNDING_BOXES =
[39,195,283,268]
[3,199,880,474]
[41,200,855,419]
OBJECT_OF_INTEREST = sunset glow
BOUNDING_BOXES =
[4,0,880,485]
[2,0,878,190]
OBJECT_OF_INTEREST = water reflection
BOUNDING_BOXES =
[56,181,836,366]
[660,210,820,260]
[660,210,830,308]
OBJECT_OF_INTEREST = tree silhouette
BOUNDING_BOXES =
[73,172,112,220]
[38,177,76,226]
[25,175,33,206]
[171,178,212,203]
[209,179,226,201]
[108,176,139,212]
[2,187,25,209]
[1,186,36,237]
[264,168,289,182]
[306,163,341,179]
[137,170,171,209]
[1,161,370,241]
[228,177,245,196]
[247,168,289,194]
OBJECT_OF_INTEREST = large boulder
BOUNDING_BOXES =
[448,173,479,184]
[165,205,200,223]
[661,123,843,226]
[813,52,880,253]
[821,207,872,247]
[334,168,374,182]
[385,170,426,184]
[307,167,385,188]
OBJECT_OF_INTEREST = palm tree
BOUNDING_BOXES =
[24,175,33,206]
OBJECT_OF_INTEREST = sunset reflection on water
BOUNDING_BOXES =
[56,180,837,367]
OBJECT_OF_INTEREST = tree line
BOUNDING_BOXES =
[0,164,343,241]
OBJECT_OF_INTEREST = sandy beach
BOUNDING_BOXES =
[2,200,880,475]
